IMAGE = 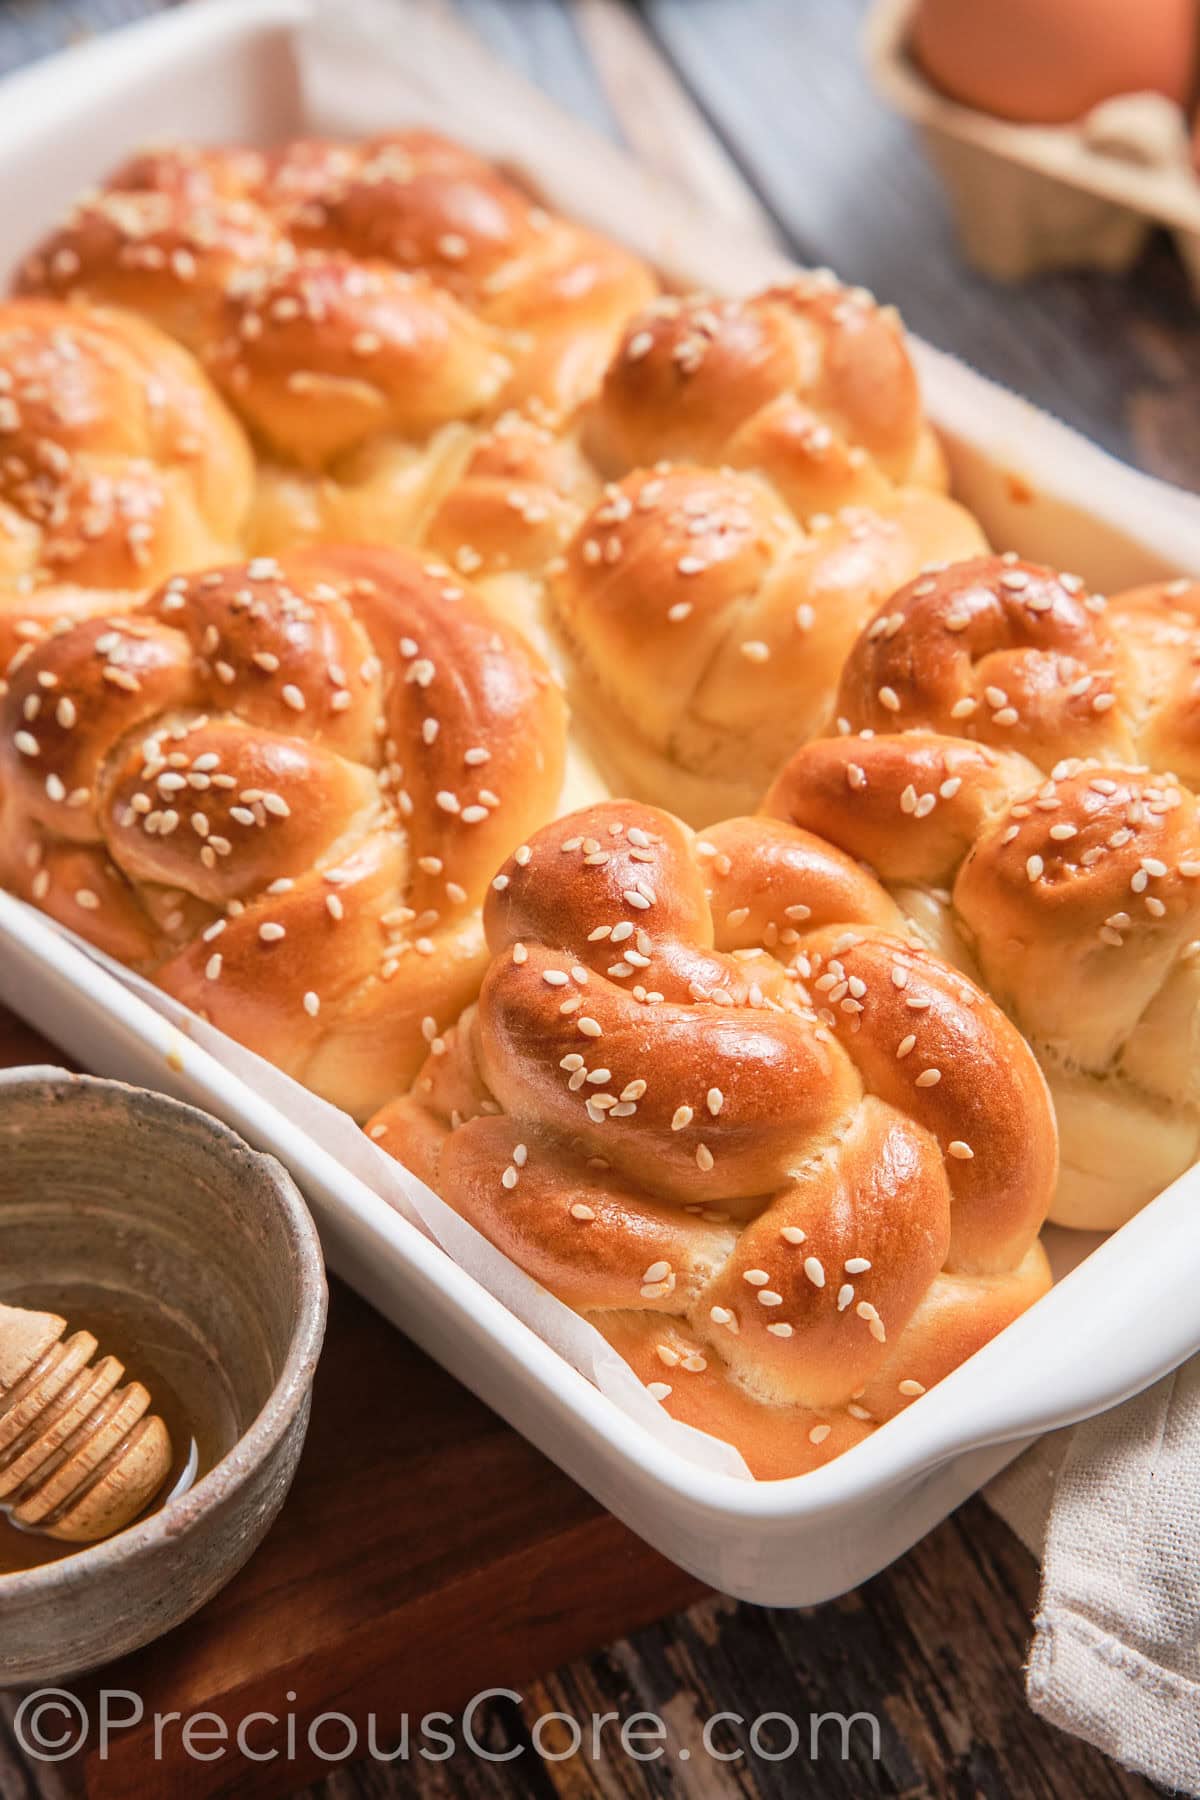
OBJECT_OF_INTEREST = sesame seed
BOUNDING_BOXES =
[915,1068,941,1087]
[695,1143,714,1172]
[259,922,286,942]
[570,1203,595,1221]
[672,1105,693,1131]
[205,954,222,980]
[899,1379,926,1397]
[878,686,901,712]
[809,1424,831,1445]
[856,1300,886,1342]
[743,1269,769,1287]
[766,1322,794,1338]
[303,991,320,1017]
[643,1260,670,1284]
[948,1140,974,1160]
[804,1256,825,1288]
[844,1257,871,1274]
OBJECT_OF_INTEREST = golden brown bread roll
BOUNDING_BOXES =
[0,299,252,673]
[423,276,957,583]
[428,281,985,821]
[1,135,1082,1482]
[833,553,1200,786]
[817,550,1200,1226]
[367,799,1055,1477]
[766,732,1200,1230]
[0,544,585,1117]
[548,463,984,822]
[16,143,982,821]
[16,133,657,554]
[586,281,948,497]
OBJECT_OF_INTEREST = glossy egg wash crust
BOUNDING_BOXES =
[11,134,984,827]
[368,799,1055,1479]
[0,545,569,1118]
[8,130,1195,1477]
[777,553,1200,1231]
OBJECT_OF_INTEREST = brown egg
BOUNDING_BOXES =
[911,0,1197,125]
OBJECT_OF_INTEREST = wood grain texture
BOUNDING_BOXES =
[637,0,1200,476]
[1,0,1195,1794]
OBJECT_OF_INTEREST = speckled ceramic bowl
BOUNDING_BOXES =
[0,1067,327,1686]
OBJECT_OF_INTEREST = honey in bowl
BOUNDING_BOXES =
[0,1283,237,1574]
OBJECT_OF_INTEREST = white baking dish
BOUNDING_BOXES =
[1,0,1200,1605]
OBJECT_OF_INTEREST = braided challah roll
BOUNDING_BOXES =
[0,299,252,672]
[430,281,986,822]
[807,551,1200,1227]
[546,461,983,824]
[0,544,592,1118]
[367,799,1054,1477]
[833,553,1200,781]
[16,134,656,556]
[587,280,949,498]
[15,142,985,824]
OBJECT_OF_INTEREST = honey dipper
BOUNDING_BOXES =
[0,1302,173,1544]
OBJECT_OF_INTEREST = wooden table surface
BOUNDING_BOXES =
[1,0,1195,1795]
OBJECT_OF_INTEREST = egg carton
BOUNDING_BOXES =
[866,0,1200,296]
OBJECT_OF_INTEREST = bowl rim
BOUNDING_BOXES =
[0,1065,328,1601]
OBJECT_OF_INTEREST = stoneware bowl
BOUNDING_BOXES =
[0,1067,327,1685]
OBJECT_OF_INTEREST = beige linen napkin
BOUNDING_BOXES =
[987,1364,1200,1793]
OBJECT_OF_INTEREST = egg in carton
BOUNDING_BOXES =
[866,0,1200,299]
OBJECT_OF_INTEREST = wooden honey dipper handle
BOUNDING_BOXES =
[0,1301,173,1544]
